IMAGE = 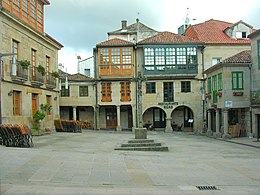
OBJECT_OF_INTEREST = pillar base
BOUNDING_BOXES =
[213,132,222,139]
[206,130,213,137]
[116,126,122,132]
[222,133,231,140]
[135,128,147,139]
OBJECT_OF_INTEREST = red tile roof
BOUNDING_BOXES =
[222,50,251,64]
[185,19,251,44]
[138,31,203,45]
[96,38,134,47]
[58,70,93,81]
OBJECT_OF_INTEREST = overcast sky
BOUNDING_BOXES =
[44,0,260,74]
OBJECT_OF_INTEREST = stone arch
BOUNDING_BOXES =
[142,107,166,129]
[171,105,194,131]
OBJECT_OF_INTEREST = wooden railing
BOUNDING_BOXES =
[99,64,134,76]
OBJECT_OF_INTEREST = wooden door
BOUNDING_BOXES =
[32,94,38,114]
[106,108,117,129]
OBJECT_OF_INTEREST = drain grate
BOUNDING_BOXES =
[196,186,218,190]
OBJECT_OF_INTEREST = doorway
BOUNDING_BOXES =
[106,107,117,129]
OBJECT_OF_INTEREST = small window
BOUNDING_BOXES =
[79,86,88,97]
[212,58,221,65]
[218,73,222,91]
[232,72,244,90]
[181,81,191,93]
[146,82,156,93]
[61,86,70,97]
[236,32,247,39]
[207,77,212,94]
[101,82,112,102]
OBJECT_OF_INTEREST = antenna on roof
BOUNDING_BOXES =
[136,12,140,22]
[185,7,190,25]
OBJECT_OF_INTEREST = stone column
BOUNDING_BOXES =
[116,105,122,131]
[131,105,136,132]
[73,106,77,121]
[165,117,173,133]
[96,106,100,130]
[215,109,220,133]
[207,109,212,136]
[214,108,222,138]
[222,108,230,138]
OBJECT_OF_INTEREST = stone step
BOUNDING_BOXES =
[127,139,155,143]
[121,142,162,147]
[115,146,169,151]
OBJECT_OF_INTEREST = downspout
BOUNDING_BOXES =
[93,48,98,130]
[249,63,253,136]
[201,45,206,132]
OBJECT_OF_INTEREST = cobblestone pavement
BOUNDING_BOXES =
[0,130,260,195]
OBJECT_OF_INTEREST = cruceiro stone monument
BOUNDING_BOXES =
[115,128,168,151]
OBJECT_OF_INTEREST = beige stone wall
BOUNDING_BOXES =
[0,10,61,129]
[97,81,136,106]
[204,45,251,70]
[206,65,250,109]
[59,82,96,107]
[250,34,260,90]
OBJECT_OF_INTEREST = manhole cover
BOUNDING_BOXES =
[196,186,219,190]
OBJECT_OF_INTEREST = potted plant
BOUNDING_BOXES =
[37,64,45,76]
[216,91,222,97]
[32,109,46,135]
[51,71,59,78]
[31,104,52,135]
[18,60,30,69]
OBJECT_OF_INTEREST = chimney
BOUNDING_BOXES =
[121,20,127,30]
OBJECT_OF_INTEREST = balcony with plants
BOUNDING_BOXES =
[30,64,45,86]
[10,60,29,82]
[46,71,59,89]
[251,90,260,106]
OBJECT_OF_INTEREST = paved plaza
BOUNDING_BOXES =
[0,130,260,195]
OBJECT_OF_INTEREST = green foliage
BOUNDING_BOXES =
[51,71,59,78]
[37,64,45,76]
[18,60,30,69]
[32,104,52,130]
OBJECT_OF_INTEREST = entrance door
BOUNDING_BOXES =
[153,108,166,128]
[106,108,117,129]
[32,94,38,114]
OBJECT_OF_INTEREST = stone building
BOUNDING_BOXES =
[0,0,63,129]
[137,32,204,132]
[94,19,205,132]
[205,51,251,137]
[108,19,158,43]
[185,19,253,70]
[248,29,260,138]
[94,38,136,131]
[59,70,95,126]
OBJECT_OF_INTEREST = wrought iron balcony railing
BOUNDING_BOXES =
[30,67,45,86]
[251,90,260,106]
[45,73,56,89]
[10,62,28,82]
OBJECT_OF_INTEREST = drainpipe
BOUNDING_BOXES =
[249,63,253,136]
[93,48,98,130]
[201,46,206,132]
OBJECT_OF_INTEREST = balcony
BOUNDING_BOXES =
[45,73,57,89]
[10,62,28,82]
[144,64,198,75]
[99,64,134,77]
[251,90,260,106]
[30,67,44,86]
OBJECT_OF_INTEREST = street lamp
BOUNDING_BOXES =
[0,52,16,124]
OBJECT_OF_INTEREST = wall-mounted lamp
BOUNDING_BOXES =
[8,90,13,96]
[54,97,57,101]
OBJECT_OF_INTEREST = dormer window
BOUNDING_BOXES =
[236,32,247,39]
